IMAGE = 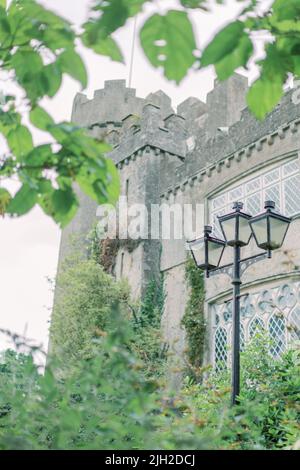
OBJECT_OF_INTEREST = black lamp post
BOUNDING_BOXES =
[188,200,291,406]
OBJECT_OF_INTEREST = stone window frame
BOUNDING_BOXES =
[211,281,300,370]
[208,155,300,237]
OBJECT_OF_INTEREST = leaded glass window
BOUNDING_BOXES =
[210,158,300,235]
[268,314,286,358]
[284,174,300,216]
[212,281,300,370]
[214,327,228,372]
[288,307,300,341]
[249,317,265,338]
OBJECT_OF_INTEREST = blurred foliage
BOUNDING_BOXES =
[0,325,299,449]
[50,233,166,381]
[178,333,300,450]
[1,235,299,450]
[49,251,130,363]
[0,0,120,226]
[1,0,300,222]
[84,0,300,118]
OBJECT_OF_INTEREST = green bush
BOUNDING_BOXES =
[50,249,129,363]
[2,238,299,450]
[0,312,158,450]
[0,325,299,450]
[172,334,300,450]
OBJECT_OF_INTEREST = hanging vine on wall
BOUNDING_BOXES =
[99,238,142,273]
[131,274,167,380]
[181,257,206,381]
[139,276,165,326]
[87,226,142,274]
[86,226,166,380]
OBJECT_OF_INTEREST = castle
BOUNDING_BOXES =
[53,75,300,378]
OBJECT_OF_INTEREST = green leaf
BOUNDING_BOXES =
[90,0,128,38]
[58,49,87,89]
[43,62,62,97]
[37,178,53,194]
[7,184,37,215]
[25,144,53,166]
[261,43,291,81]
[105,158,120,205]
[6,125,33,160]
[0,17,10,44]
[81,30,123,63]
[40,26,75,51]
[11,48,43,78]
[76,155,119,206]
[48,122,81,143]
[180,0,209,10]
[140,11,197,84]
[0,187,11,215]
[201,21,245,67]
[215,34,253,80]
[0,7,10,46]
[87,0,145,39]
[38,185,79,227]
[0,1,6,9]
[269,19,300,34]
[273,0,300,21]
[76,166,106,204]
[247,78,284,120]
[30,106,54,131]
[246,42,290,120]
[293,55,300,76]
[0,108,21,137]
[10,48,47,102]
[51,187,79,227]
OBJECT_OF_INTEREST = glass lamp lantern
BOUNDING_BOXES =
[218,202,252,247]
[188,225,225,276]
[249,201,291,255]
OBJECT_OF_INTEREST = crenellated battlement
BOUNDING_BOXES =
[71,75,300,201]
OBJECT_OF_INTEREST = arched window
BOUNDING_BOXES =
[249,316,265,339]
[210,158,300,235]
[211,281,300,370]
[288,307,300,341]
[268,314,286,358]
[214,327,228,372]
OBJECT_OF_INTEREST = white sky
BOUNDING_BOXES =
[0,0,268,353]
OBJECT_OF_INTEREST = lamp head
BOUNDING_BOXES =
[249,200,291,254]
[187,226,225,276]
[218,201,252,247]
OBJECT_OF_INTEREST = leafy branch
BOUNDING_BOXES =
[1,0,300,223]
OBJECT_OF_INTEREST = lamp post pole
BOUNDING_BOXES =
[232,243,241,406]
[187,199,292,406]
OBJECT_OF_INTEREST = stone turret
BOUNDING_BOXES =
[54,75,251,296]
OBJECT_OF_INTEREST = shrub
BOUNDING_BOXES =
[50,250,129,363]
[0,327,299,450]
